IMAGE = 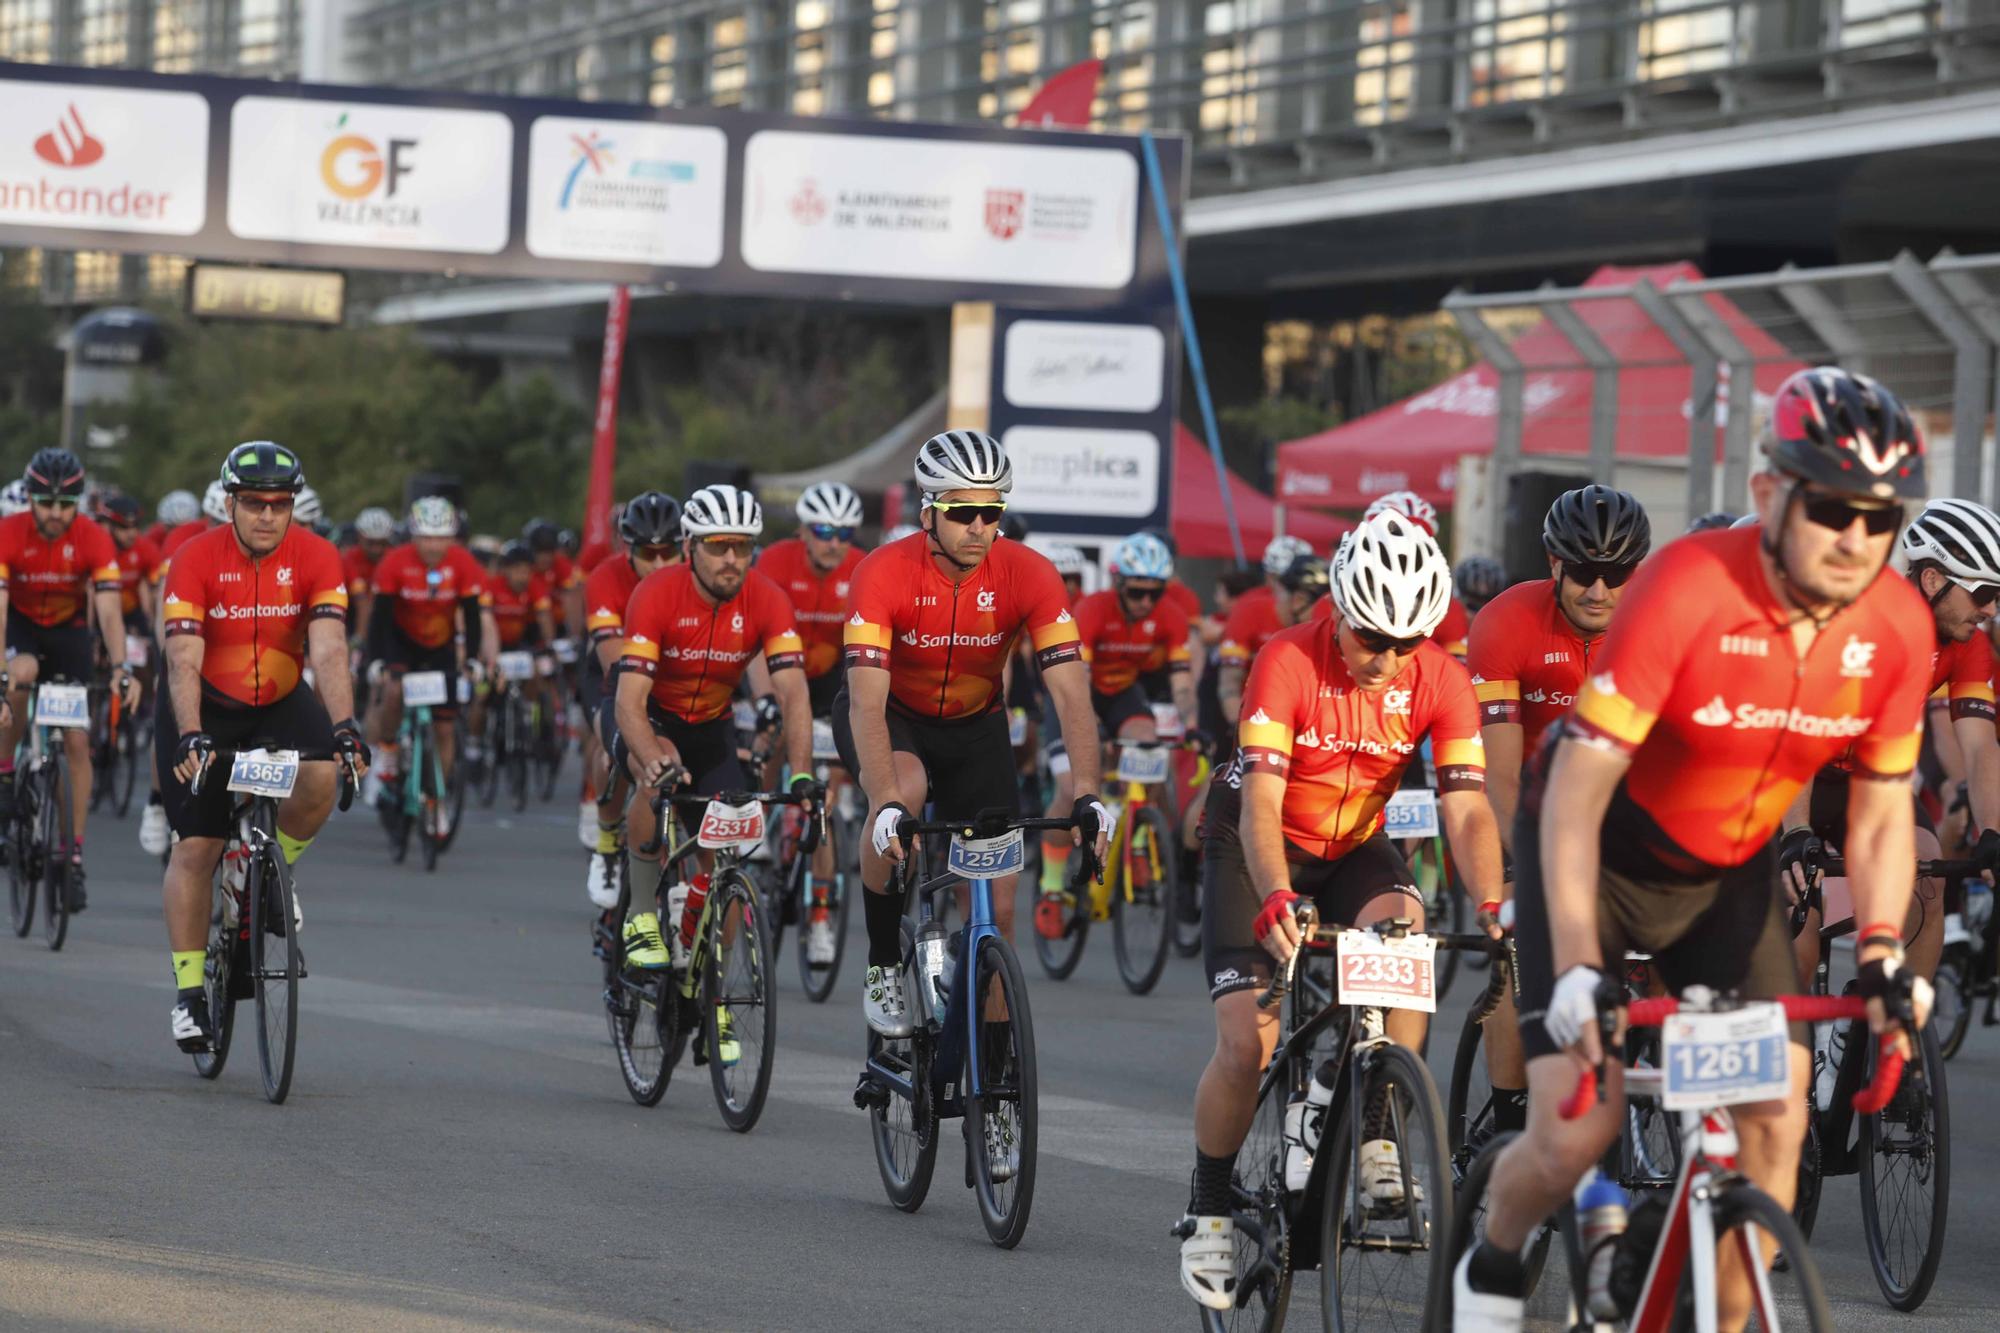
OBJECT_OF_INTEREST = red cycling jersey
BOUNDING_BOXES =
[0,512,121,627]
[143,520,168,548]
[371,543,488,650]
[342,545,379,597]
[1929,633,1997,721]
[583,555,645,659]
[487,573,552,648]
[619,566,804,724]
[161,519,211,560]
[579,539,618,575]
[160,523,348,706]
[1465,579,1602,757]
[1568,527,1932,869]
[1237,616,1486,860]
[757,536,865,680]
[1164,578,1203,623]
[114,533,163,617]
[1074,587,1192,695]
[539,552,581,628]
[1219,585,1281,671]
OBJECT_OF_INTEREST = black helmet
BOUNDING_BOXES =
[1542,484,1651,566]
[98,492,141,525]
[1686,511,1738,534]
[331,520,359,547]
[523,519,559,553]
[499,541,533,565]
[23,447,85,500]
[619,492,683,547]
[1453,555,1507,605]
[1001,512,1030,543]
[1765,366,1925,501]
[220,440,305,494]
[1279,553,1330,601]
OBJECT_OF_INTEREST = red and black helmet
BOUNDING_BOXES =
[1765,367,1925,501]
[23,447,85,500]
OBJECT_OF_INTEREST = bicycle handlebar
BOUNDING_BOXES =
[889,807,1103,889]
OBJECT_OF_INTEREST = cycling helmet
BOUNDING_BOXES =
[292,484,323,527]
[1903,498,2000,588]
[1542,484,1651,566]
[498,540,534,565]
[558,528,579,556]
[220,440,304,495]
[24,447,84,500]
[1045,544,1088,579]
[0,481,26,518]
[1765,366,1925,501]
[1262,534,1313,578]
[796,481,863,529]
[619,491,684,547]
[355,506,395,541]
[1111,532,1174,582]
[1453,555,1507,605]
[100,493,141,525]
[914,429,1012,498]
[681,484,763,539]
[1137,526,1179,558]
[1686,511,1738,534]
[1331,512,1452,639]
[1001,513,1030,543]
[158,488,199,527]
[1280,554,1330,601]
[1363,490,1439,537]
[409,495,459,538]
[523,519,559,552]
[201,480,228,523]
[882,523,919,544]
[1731,513,1761,530]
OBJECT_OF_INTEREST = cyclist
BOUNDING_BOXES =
[0,447,139,906]
[1365,490,1471,655]
[609,484,815,979]
[468,541,557,770]
[524,518,584,637]
[1463,484,1651,1143]
[101,493,163,632]
[1035,531,1199,925]
[363,496,497,826]
[150,488,198,547]
[0,482,29,519]
[1453,555,1508,619]
[1455,367,1936,1331]
[1688,510,1740,533]
[755,480,867,963]
[345,506,396,634]
[1180,512,1504,1311]
[581,492,682,912]
[838,429,1107,1039]
[1215,534,1314,729]
[157,441,366,1052]
[161,480,226,560]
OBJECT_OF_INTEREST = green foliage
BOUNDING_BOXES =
[1217,396,1341,480]
[0,260,62,459]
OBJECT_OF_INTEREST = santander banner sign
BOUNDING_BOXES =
[0,82,208,235]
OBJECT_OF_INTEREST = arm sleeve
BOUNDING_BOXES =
[1217,598,1260,668]
[585,566,626,644]
[460,594,484,657]
[159,546,205,638]
[305,540,349,624]
[367,576,395,662]
[1851,613,1939,780]
[619,579,662,679]
[1161,601,1193,671]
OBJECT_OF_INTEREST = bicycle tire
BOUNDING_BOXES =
[1858,1022,1949,1311]
[7,803,32,937]
[42,760,68,952]
[1320,1042,1452,1330]
[113,716,139,816]
[1199,1058,1295,1333]
[1447,1002,1491,1169]
[89,695,110,813]
[193,875,238,1079]
[1935,950,1971,1061]
[1033,889,1089,980]
[475,707,502,808]
[868,917,938,1210]
[536,706,561,803]
[1112,803,1176,995]
[797,818,850,1003]
[250,841,299,1104]
[1709,1179,1836,1330]
[610,969,682,1106]
[966,935,1038,1248]
[704,869,777,1133]
[1438,1132,1566,1326]
[438,723,468,853]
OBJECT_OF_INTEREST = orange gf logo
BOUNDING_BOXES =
[320,133,417,200]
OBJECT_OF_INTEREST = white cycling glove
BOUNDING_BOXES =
[1543,964,1605,1051]
[871,803,910,857]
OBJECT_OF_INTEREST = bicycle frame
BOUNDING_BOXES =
[398,703,449,815]
[865,864,1007,1112]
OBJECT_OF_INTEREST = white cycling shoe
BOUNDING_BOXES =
[1179,1215,1237,1311]
[1452,1249,1525,1331]
[576,800,597,849]
[1359,1138,1422,1206]
[805,916,836,965]
[863,965,914,1038]
[139,803,170,855]
[585,852,621,910]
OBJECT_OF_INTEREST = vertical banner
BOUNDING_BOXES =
[584,284,630,553]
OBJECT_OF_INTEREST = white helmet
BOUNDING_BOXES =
[1332,512,1452,640]
[201,480,229,523]
[158,489,198,526]
[0,481,27,518]
[1364,490,1439,537]
[1045,543,1088,578]
[681,484,763,539]
[1262,534,1313,577]
[1730,513,1761,530]
[355,505,395,541]
[796,481,863,529]
[1903,498,2000,587]
[914,429,1012,499]
[409,495,458,538]
[883,523,919,544]
[293,484,323,527]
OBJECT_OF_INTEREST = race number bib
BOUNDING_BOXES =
[811,718,839,762]
[732,699,757,732]
[1116,744,1171,786]
[124,638,151,669]
[1335,930,1438,1012]
[35,683,89,729]
[1151,703,1185,740]
[496,650,536,682]
[551,637,579,664]
[948,828,1026,881]
[401,670,449,708]
[1661,1003,1790,1111]
[697,798,766,850]
[1381,788,1440,840]
[227,748,301,799]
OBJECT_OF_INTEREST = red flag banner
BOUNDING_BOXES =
[584,285,629,554]
[1016,60,1103,129]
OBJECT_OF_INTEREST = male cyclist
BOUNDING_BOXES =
[150,489,198,547]
[1364,490,1471,655]
[345,506,396,635]
[581,492,682,912]
[1180,513,1504,1311]
[0,448,138,906]
[1215,534,1312,729]
[1456,367,1937,1331]
[524,519,585,639]
[755,480,867,964]
[1453,555,1508,620]
[468,541,557,773]
[838,429,1108,1044]
[1464,484,1652,1143]
[161,481,225,560]
[157,441,366,1052]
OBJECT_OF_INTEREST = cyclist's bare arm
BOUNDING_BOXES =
[1042,657,1103,799]
[744,654,774,700]
[1217,663,1245,726]
[613,669,675,780]
[1170,669,1197,732]
[1540,739,1629,975]
[1239,769,1297,958]
[93,586,129,669]
[1440,788,1506,910]
[1844,772,1925,1043]
[307,617,357,730]
[535,605,558,647]
[771,665,812,777]
[1952,712,2000,833]
[163,632,206,740]
[1481,720,1524,856]
[847,664,899,816]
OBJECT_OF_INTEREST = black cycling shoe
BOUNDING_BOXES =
[171,991,214,1053]
[65,852,86,913]
[0,771,15,829]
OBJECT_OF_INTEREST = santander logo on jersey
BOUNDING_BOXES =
[1691,694,1870,739]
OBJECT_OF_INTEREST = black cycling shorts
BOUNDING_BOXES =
[7,609,92,686]
[380,628,461,716]
[807,669,842,720]
[597,694,744,797]
[1091,683,1154,738]
[154,686,336,840]
[1807,763,1935,845]
[831,690,1018,822]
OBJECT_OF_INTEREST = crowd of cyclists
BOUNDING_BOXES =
[9,358,2000,1328]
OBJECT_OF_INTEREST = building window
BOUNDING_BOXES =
[72,251,123,301]
[650,31,678,104]
[1461,0,1567,106]
[1200,0,1259,146]
[1353,0,1416,125]
[239,0,284,70]
[146,253,190,298]
[0,0,56,63]
[153,0,201,71]
[794,0,826,114]
[79,0,128,66]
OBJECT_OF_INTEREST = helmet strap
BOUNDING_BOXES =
[922,510,979,575]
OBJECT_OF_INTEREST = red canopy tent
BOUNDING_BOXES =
[1173,423,1348,559]
[1274,263,1804,509]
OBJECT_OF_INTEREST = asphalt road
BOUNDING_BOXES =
[3,765,1998,1330]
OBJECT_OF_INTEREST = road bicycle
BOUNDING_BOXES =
[854,806,1086,1249]
[88,647,147,818]
[1934,876,1995,1060]
[1396,793,1469,1002]
[380,669,466,871]
[188,744,359,1104]
[476,649,556,812]
[6,677,89,951]
[762,717,853,1002]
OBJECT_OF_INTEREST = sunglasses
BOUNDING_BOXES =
[1950,577,2000,611]
[635,544,676,562]
[935,503,1006,528]
[1797,492,1901,537]
[1560,560,1638,590]
[1349,624,1425,657]
[1121,584,1164,604]
[806,524,856,543]
[233,495,294,516]
[698,536,754,557]
[30,497,76,511]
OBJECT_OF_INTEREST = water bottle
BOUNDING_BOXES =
[676,873,711,957]
[665,881,693,967]
[1579,1171,1628,1319]
[913,919,951,1026]
[1282,1060,1339,1191]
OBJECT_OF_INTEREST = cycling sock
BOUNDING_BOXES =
[863,886,904,968]
[0,759,13,777]
[1038,835,1069,893]
[595,820,622,855]
[1493,1086,1529,1134]
[1466,1239,1528,1296]
[171,950,205,990]
[276,830,313,865]
[147,790,163,807]
[1190,1149,1238,1217]
[625,848,656,899]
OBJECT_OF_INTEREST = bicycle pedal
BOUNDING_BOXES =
[852,1071,889,1110]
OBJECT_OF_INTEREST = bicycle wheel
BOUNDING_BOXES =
[1438,1133,1569,1328]
[704,869,776,1132]
[1858,1023,1949,1310]
[1320,1043,1451,1331]
[250,843,299,1104]
[7,801,32,937]
[1406,837,1463,1001]
[1711,1180,1835,1330]
[1200,1065,1295,1333]
[536,706,562,803]
[966,935,1039,1248]
[868,917,938,1210]
[438,723,469,853]
[89,697,111,813]
[193,875,238,1079]
[609,969,685,1106]
[1935,948,1971,1061]
[1033,875,1089,981]
[1112,803,1176,995]
[113,716,139,816]
[476,708,502,809]
[41,762,69,952]
[797,819,851,1003]
[1447,1003,1493,1172]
